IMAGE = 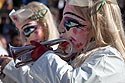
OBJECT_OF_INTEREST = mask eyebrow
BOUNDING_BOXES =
[21,22,37,29]
[64,12,86,21]
[21,24,30,29]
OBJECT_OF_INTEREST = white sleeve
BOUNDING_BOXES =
[0,47,8,56]
[30,49,125,83]
[3,60,38,83]
[30,51,91,83]
[1,75,16,83]
[30,51,73,83]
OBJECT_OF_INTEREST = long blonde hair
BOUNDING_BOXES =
[73,0,125,67]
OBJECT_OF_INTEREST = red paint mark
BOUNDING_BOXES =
[12,16,18,22]
[73,28,77,34]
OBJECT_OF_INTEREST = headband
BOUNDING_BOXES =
[9,8,48,26]
[9,9,34,25]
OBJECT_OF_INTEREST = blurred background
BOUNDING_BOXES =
[0,0,124,52]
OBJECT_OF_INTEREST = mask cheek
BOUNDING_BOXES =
[68,28,78,36]
[29,34,34,39]
[19,32,27,45]
[72,28,78,34]
[26,34,35,43]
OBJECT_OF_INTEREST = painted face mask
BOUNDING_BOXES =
[21,21,46,44]
[59,5,92,53]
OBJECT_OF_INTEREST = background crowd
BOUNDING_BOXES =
[0,0,125,54]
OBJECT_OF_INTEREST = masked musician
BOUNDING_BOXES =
[0,1,59,83]
[1,0,125,83]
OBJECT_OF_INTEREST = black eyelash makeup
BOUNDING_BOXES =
[23,26,37,37]
[64,17,86,31]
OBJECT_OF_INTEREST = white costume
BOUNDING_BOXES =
[3,0,125,83]
[3,46,125,83]
[0,47,8,56]
[0,46,16,83]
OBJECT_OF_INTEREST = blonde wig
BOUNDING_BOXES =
[70,0,125,67]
